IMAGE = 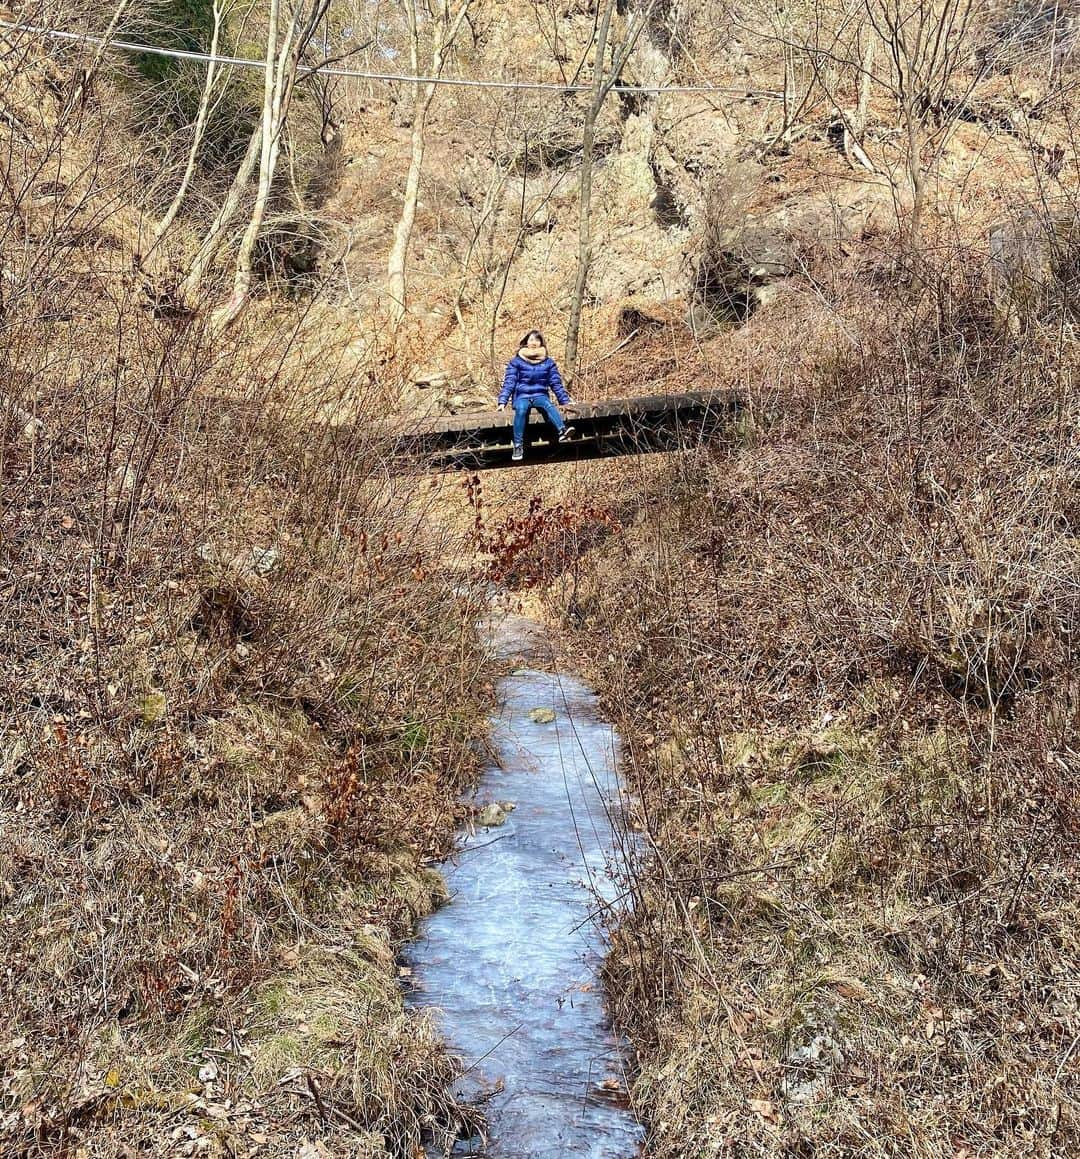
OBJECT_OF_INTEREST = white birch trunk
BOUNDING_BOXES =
[210,0,330,329]
[211,0,288,330]
[386,88,434,326]
[179,120,263,305]
[149,1,225,253]
[386,0,472,329]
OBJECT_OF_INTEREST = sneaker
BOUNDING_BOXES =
[511,445,523,461]
[558,425,575,443]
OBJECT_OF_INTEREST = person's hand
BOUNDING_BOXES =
[497,403,507,412]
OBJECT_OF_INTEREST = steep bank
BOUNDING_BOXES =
[527,268,1080,1156]
[0,152,497,1159]
[0,317,498,1154]
[0,27,507,1157]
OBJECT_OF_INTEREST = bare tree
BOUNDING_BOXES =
[146,0,229,257]
[178,123,265,305]
[864,0,979,247]
[385,0,474,330]
[174,1,329,319]
[840,23,878,171]
[211,0,332,330]
[564,0,660,380]
[854,25,876,138]
[64,0,137,116]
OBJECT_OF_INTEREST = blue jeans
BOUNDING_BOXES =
[512,394,564,447]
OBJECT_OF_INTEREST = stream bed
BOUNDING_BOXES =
[404,612,642,1157]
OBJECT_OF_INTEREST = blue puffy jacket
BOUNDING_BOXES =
[498,355,571,407]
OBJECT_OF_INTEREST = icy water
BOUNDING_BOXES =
[404,613,642,1158]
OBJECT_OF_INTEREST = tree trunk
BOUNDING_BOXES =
[842,30,877,173]
[564,0,615,380]
[854,32,875,137]
[563,109,599,380]
[180,1,329,318]
[905,101,926,252]
[65,0,135,117]
[386,0,472,330]
[212,0,292,331]
[148,0,225,255]
[387,84,434,327]
[179,121,263,305]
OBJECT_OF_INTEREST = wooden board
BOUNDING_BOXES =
[392,390,742,470]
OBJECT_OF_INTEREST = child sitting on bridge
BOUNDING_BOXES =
[497,330,575,462]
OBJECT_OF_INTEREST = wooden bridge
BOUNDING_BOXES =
[392,390,742,471]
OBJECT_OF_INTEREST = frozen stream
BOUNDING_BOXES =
[404,612,642,1157]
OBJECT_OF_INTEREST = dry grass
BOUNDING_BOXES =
[5,3,1080,1157]
[0,315,490,1157]
[534,223,1080,1156]
[0,28,492,1159]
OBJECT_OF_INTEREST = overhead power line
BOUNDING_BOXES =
[0,18,786,99]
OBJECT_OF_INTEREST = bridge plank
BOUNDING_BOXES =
[392,389,742,470]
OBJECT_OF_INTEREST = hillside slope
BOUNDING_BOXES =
[3,0,1080,1155]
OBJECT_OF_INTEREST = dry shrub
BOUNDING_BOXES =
[686,167,766,326]
[0,31,490,1159]
[0,294,489,1152]
[548,227,1080,1156]
[464,472,621,588]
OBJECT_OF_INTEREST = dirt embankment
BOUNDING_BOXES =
[508,255,1080,1157]
[1,300,499,1155]
[0,39,495,1159]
